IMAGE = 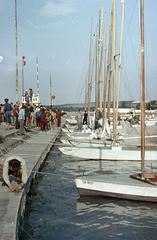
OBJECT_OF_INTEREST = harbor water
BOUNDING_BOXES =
[20,138,157,240]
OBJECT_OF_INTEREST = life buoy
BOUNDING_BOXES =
[2,155,27,187]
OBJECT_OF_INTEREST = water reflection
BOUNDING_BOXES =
[20,142,157,240]
[76,197,157,240]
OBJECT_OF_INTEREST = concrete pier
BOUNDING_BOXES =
[0,126,62,240]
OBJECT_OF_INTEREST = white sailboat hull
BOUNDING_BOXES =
[65,119,77,125]
[61,133,157,148]
[75,175,157,202]
[60,139,71,145]
[59,146,157,161]
[61,139,107,148]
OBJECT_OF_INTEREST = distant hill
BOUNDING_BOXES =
[46,100,157,112]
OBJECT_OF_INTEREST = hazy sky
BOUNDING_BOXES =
[0,0,157,105]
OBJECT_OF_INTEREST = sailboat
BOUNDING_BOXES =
[59,0,157,160]
[74,0,157,202]
[59,0,141,152]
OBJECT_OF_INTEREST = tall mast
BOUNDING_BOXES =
[102,47,107,128]
[15,0,19,102]
[140,0,145,177]
[97,6,104,112]
[112,0,117,144]
[107,0,114,121]
[115,0,125,131]
[84,73,88,110]
[87,18,93,116]
[95,26,98,110]
[36,57,39,95]
[104,3,113,125]
[50,73,52,107]
[22,56,26,96]
[22,58,24,96]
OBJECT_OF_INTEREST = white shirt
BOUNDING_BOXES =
[18,108,25,120]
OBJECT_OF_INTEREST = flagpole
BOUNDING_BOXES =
[50,73,52,107]
[22,61,24,96]
[22,56,26,96]
[36,57,39,95]
[15,0,19,102]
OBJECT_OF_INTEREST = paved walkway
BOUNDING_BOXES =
[0,126,62,240]
[0,125,18,138]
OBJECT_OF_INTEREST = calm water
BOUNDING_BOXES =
[20,140,157,240]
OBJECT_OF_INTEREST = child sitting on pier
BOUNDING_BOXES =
[0,156,27,191]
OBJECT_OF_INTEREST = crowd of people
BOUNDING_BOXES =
[0,98,67,191]
[0,98,66,135]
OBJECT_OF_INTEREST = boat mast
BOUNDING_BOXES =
[95,26,98,110]
[97,6,104,112]
[50,73,52,107]
[102,47,107,128]
[140,0,145,177]
[107,1,114,121]
[15,0,19,102]
[87,18,93,117]
[95,6,104,112]
[84,73,88,110]
[115,0,125,132]
[112,0,117,144]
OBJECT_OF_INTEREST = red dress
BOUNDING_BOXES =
[40,109,47,130]
[56,111,62,127]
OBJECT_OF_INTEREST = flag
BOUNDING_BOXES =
[22,56,26,66]
[51,95,55,100]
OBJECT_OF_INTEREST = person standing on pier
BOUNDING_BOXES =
[55,109,62,127]
[83,110,88,125]
[12,102,20,129]
[76,109,83,131]
[3,98,13,130]
[18,104,26,135]
[35,106,41,127]
[94,108,102,130]
[0,104,4,124]
[40,107,47,131]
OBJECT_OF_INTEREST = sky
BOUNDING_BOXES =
[0,0,157,105]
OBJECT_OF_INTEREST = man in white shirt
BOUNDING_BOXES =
[18,104,26,135]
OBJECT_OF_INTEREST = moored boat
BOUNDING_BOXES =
[74,0,157,202]
[59,146,157,161]
[75,174,157,202]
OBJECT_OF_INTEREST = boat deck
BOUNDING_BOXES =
[80,174,157,188]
